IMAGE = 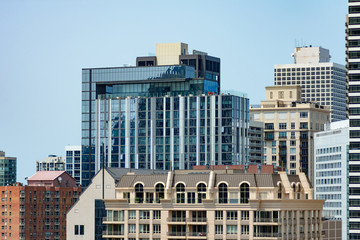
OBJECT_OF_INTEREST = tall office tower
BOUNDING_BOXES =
[0,151,16,186]
[314,120,349,240]
[65,146,81,185]
[347,2,360,239]
[250,86,330,183]
[274,46,346,122]
[81,43,249,187]
[36,155,65,172]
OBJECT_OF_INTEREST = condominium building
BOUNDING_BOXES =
[81,43,250,187]
[250,86,330,183]
[65,146,81,185]
[0,151,16,186]
[0,171,81,240]
[249,121,264,165]
[102,170,324,240]
[36,155,65,172]
[67,168,167,240]
[347,2,360,238]
[314,120,349,240]
[274,46,346,122]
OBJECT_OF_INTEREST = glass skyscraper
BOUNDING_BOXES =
[80,43,249,187]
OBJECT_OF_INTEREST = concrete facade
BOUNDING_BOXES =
[36,155,65,172]
[274,46,346,122]
[250,86,330,183]
[314,120,349,240]
[102,170,324,240]
[0,151,16,186]
[65,146,81,185]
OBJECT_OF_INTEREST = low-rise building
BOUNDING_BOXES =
[102,170,324,240]
[0,171,81,240]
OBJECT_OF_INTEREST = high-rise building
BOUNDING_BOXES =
[250,86,330,183]
[0,171,81,240]
[347,2,360,238]
[0,151,16,186]
[65,146,81,185]
[314,120,349,240]
[36,155,65,172]
[248,121,264,165]
[81,43,249,187]
[101,170,324,240]
[274,46,346,122]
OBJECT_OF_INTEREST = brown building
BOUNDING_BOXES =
[0,171,81,240]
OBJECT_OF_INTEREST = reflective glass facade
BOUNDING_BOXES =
[93,94,249,173]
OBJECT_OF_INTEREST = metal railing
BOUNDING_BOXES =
[102,230,124,236]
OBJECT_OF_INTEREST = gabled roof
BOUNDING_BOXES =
[28,171,66,181]
[106,168,167,181]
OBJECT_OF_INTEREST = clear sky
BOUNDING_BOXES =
[0,0,347,182]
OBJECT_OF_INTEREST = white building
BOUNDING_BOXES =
[314,120,349,240]
[65,146,81,185]
[36,154,65,172]
[274,46,346,122]
[67,168,166,240]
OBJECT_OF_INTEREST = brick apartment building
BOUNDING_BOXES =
[0,171,81,240]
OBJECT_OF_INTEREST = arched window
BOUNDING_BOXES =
[218,183,228,203]
[155,183,164,203]
[197,183,206,203]
[240,183,249,204]
[176,183,185,203]
[135,183,144,203]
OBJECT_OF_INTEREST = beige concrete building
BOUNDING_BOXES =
[250,86,330,183]
[102,170,324,240]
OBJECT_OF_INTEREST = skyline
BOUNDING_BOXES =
[0,1,347,182]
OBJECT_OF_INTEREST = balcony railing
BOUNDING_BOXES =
[254,218,279,223]
[167,232,187,236]
[167,217,186,222]
[102,230,124,236]
[103,216,124,222]
[254,232,282,238]
[187,217,207,222]
[188,232,207,237]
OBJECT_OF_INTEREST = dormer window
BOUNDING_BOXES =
[218,183,228,204]
[240,183,249,204]
[135,183,144,203]
[176,183,185,203]
[197,183,206,203]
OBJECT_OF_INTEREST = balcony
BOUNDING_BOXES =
[102,216,124,222]
[167,232,187,237]
[254,232,282,238]
[102,230,124,236]
[188,232,207,237]
[186,217,207,223]
[167,217,186,222]
[254,218,279,223]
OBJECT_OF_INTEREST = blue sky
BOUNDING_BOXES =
[0,0,347,182]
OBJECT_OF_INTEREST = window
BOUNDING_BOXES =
[187,192,195,203]
[241,225,249,235]
[129,224,136,233]
[215,210,223,220]
[279,123,287,129]
[74,225,84,235]
[135,183,144,203]
[129,210,136,219]
[80,225,84,235]
[218,183,228,203]
[153,224,161,234]
[155,183,164,203]
[278,91,284,99]
[176,183,185,203]
[290,148,296,154]
[153,210,161,220]
[139,224,150,233]
[241,211,249,220]
[215,225,223,234]
[74,225,79,235]
[227,211,238,220]
[291,122,295,129]
[300,112,308,118]
[300,122,308,129]
[139,210,150,219]
[279,132,287,138]
[240,183,250,204]
[227,225,237,234]
[197,183,206,203]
